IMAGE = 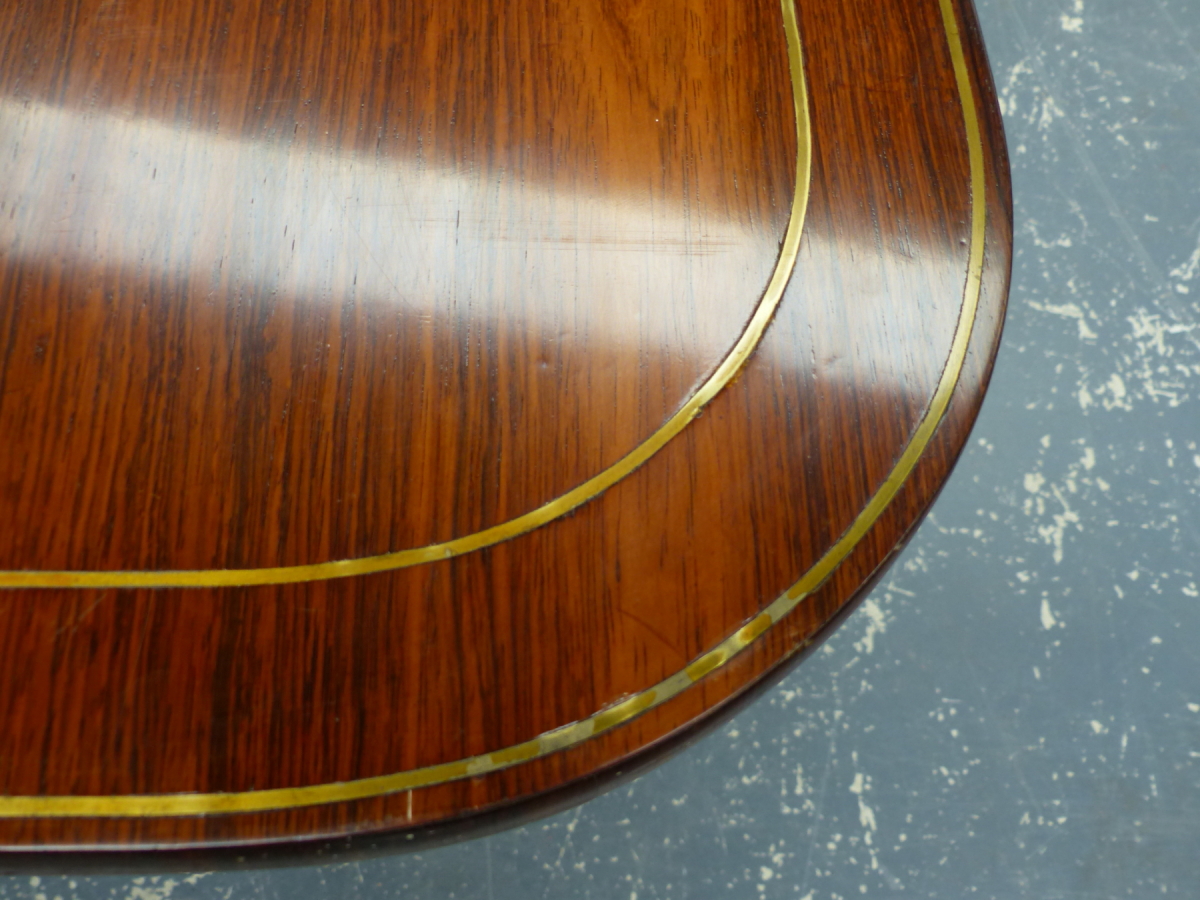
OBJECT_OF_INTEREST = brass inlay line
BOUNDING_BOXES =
[0,14,812,592]
[0,0,988,818]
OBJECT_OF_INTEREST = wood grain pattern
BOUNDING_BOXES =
[0,0,1011,859]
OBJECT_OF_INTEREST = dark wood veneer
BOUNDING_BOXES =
[0,0,1011,860]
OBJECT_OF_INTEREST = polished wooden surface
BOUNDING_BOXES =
[0,0,1011,856]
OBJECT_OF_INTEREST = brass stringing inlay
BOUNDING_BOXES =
[0,0,988,817]
[0,0,812,590]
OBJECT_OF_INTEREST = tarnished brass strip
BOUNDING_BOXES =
[0,6,813,591]
[0,0,987,818]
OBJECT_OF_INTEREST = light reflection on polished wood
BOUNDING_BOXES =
[0,24,809,587]
[0,0,795,573]
[0,0,1010,857]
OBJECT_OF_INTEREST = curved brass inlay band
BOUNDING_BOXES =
[0,8,812,591]
[0,0,987,818]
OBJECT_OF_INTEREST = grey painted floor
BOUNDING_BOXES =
[4,0,1199,896]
